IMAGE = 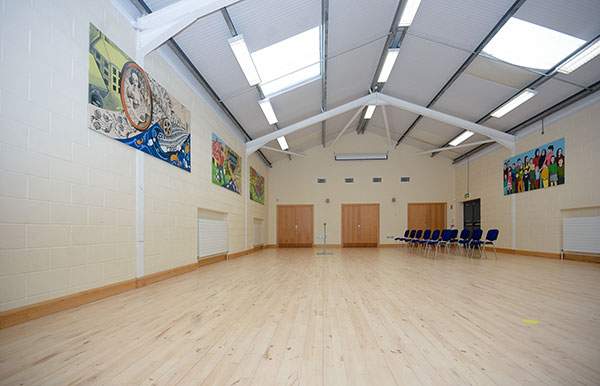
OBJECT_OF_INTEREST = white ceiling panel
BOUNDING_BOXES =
[465,56,540,89]
[327,38,386,107]
[414,118,462,143]
[434,73,519,121]
[515,0,600,41]
[408,0,516,52]
[271,79,322,127]
[222,88,272,138]
[485,78,583,132]
[555,55,600,89]
[328,0,396,56]
[385,34,470,106]
[173,12,252,99]
[227,0,321,52]
[369,107,420,137]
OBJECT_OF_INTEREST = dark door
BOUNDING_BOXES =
[463,199,481,233]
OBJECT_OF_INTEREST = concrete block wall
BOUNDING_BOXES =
[0,0,269,310]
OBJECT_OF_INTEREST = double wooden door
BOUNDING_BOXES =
[277,205,314,247]
[407,202,446,230]
[342,204,380,247]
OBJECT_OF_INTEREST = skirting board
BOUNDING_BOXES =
[0,247,261,329]
[491,247,599,263]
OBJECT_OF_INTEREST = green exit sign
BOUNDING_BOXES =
[464,193,471,199]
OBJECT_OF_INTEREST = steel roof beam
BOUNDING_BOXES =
[394,0,527,148]
[321,0,330,147]
[355,0,407,135]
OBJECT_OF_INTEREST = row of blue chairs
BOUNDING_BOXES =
[395,228,499,259]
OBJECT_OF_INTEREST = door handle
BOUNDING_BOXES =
[357,222,361,229]
[295,223,298,231]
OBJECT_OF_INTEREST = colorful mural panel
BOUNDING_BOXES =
[250,167,265,204]
[212,133,242,194]
[88,24,191,171]
[503,137,565,195]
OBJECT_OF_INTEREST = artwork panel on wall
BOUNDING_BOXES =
[212,133,242,194]
[250,167,265,205]
[87,24,191,171]
[503,137,565,195]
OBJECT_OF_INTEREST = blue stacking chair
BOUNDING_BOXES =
[457,229,471,255]
[425,229,441,257]
[447,229,459,253]
[478,229,499,259]
[418,229,432,253]
[434,229,452,257]
[410,230,423,251]
[467,229,483,258]
[394,230,409,247]
[403,230,416,248]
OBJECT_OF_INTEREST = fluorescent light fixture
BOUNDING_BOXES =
[378,49,400,83]
[227,34,261,86]
[491,88,537,118]
[335,153,389,161]
[252,26,321,96]
[398,0,422,27]
[364,105,376,119]
[258,99,278,125]
[557,39,600,74]
[482,18,584,70]
[277,136,289,150]
[449,131,474,146]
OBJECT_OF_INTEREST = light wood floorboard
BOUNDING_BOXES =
[1,247,599,385]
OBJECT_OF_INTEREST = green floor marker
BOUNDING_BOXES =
[522,319,540,325]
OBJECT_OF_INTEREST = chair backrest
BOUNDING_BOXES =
[441,229,452,241]
[471,228,483,241]
[430,229,440,240]
[422,229,431,240]
[403,229,409,237]
[486,229,499,241]
[450,229,458,239]
[414,230,423,239]
[409,229,416,238]
[459,229,471,240]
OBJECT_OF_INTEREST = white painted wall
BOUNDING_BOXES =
[268,132,457,245]
[0,0,268,311]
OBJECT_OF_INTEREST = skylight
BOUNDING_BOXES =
[482,18,585,70]
[251,27,321,96]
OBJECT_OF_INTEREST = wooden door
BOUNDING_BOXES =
[277,205,314,247]
[360,204,380,245]
[342,203,380,247]
[294,205,314,246]
[342,204,361,245]
[407,203,447,230]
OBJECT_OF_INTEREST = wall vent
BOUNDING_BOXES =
[344,177,355,183]
[317,178,326,184]
[372,177,382,183]
[400,176,411,182]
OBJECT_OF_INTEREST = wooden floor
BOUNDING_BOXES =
[1,247,599,385]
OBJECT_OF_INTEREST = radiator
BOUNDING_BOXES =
[198,219,228,258]
[562,216,600,254]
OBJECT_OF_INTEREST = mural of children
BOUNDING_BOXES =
[538,148,546,170]
[557,157,565,185]
[544,145,554,167]
[517,163,524,193]
[533,149,541,170]
[541,164,549,188]
[504,173,508,195]
[556,147,564,165]
[535,164,540,189]
[529,160,537,190]
[548,156,558,186]
[507,166,513,194]
[510,163,517,193]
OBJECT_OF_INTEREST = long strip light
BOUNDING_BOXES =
[258,99,278,125]
[557,39,600,74]
[277,136,289,150]
[227,34,261,86]
[449,131,474,146]
[378,48,400,83]
[364,105,376,119]
[398,0,422,27]
[491,89,537,118]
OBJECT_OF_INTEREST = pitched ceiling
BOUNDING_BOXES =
[136,0,600,164]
